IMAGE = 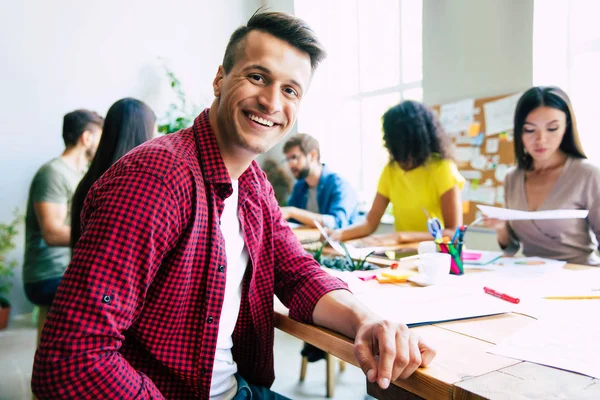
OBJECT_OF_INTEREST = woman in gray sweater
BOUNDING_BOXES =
[487,86,600,266]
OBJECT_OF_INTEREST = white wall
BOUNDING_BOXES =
[423,0,534,105]
[422,0,534,250]
[0,0,260,316]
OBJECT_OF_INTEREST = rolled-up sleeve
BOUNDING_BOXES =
[31,170,182,399]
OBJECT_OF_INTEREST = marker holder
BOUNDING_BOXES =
[437,241,464,275]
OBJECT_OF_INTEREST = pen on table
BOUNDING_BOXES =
[484,287,520,304]
[451,227,460,244]
[544,295,600,300]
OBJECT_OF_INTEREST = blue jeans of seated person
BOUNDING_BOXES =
[233,373,291,400]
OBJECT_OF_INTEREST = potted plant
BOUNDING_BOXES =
[157,62,201,135]
[0,211,22,330]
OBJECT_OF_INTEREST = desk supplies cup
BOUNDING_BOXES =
[417,253,451,284]
[418,241,437,254]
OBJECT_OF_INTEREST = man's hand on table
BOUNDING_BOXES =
[354,318,436,389]
[313,280,437,391]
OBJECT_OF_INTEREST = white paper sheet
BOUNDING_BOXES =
[440,99,475,135]
[455,147,476,164]
[483,93,522,135]
[489,317,600,380]
[485,138,499,153]
[461,170,483,180]
[469,187,496,205]
[355,282,513,326]
[477,205,589,220]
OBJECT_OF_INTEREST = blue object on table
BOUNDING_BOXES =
[423,207,443,240]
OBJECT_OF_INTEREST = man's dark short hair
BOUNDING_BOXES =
[62,109,104,147]
[222,10,326,74]
[283,133,320,162]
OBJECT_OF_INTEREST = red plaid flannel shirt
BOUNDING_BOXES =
[32,109,348,399]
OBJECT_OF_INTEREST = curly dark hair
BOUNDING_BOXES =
[382,100,453,169]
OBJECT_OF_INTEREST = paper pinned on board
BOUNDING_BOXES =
[455,147,476,164]
[485,138,499,153]
[483,93,522,135]
[440,98,475,135]
[477,205,589,220]
[488,317,600,380]
[461,170,483,180]
[469,187,496,205]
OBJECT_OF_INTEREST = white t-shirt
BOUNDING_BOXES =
[210,180,249,400]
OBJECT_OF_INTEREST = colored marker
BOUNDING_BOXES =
[484,287,520,304]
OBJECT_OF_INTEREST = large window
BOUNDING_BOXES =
[294,0,423,205]
[533,0,600,163]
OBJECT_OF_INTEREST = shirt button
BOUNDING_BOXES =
[218,265,225,273]
[207,316,214,324]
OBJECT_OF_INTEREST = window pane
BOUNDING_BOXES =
[402,87,423,102]
[295,0,360,98]
[360,93,401,202]
[571,0,600,43]
[570,52,600,163]
[357,0,401,93]
[401,0,422,83]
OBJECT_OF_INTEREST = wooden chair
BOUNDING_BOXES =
[299,352,346,398]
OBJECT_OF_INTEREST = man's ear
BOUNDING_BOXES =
[213,66,225,97]
[80,130,93,147]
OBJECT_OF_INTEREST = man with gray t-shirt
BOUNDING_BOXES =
[23,109,103,338]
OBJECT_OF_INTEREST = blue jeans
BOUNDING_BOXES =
[233,374,291,400]
[24,276,62,306]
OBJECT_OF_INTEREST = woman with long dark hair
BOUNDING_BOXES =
[71,98,156,247]
[485,86,600,265]
[333,100,465,245]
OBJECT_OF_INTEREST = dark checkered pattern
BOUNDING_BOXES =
[32,109,348,399]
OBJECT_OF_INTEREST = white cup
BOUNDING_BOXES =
[417,240,437,254]
[417,252,451,284]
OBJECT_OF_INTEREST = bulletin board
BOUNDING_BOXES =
[431,92,522,224]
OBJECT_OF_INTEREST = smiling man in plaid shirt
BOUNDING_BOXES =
[32,10,436,400]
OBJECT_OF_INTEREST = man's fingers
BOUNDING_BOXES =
[418,338,437,367]
[376,323,400,389]
[398,334,422,380]
[354,337,378,383]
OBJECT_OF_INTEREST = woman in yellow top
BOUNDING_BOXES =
[333,100,465,245]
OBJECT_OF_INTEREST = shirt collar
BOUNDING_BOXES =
[193,108,260,199]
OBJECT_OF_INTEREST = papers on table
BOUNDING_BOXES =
[489,317,600,380]
[355,282,513,327]
[462,250,504,266]
[286,221,303,229]
[477,205,589,221]
[313,220,381,258]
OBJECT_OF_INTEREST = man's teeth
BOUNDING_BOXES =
[248,113,274,127]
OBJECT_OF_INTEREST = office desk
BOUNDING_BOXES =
[291,227,420,264]
[274,264,600,399]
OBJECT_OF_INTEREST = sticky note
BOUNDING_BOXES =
[472,133,484,146]
[499,132,508,141]
[468,122,481,137]
[462,200,471,214]
[471,179,480,190]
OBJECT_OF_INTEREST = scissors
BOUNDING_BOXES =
[423,207,443,240]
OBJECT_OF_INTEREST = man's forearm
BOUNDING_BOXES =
[42,225,71,246]
[288,207,324,228]
[312,289,375,339]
